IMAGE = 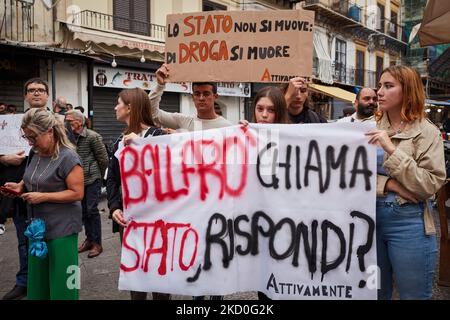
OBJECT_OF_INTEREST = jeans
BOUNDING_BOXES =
[13,203,28,288]
[376,201,437,300]
[82,180,102,245]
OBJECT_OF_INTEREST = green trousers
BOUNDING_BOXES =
[27,233,79,300]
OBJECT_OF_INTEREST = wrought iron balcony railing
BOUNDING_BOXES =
[0,0,35,42]
[313,57,377,88]
[71,10,165,42]
[304,0,404,41]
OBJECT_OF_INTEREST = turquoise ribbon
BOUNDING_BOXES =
[24,219,48,259]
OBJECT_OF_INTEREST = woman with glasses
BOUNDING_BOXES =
[3,108,84,300]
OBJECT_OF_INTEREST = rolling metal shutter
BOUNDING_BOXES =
[0,80,25,112]
[92,87,180,147]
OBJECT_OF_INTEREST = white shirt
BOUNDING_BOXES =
[337,112,363,123]
[148,84,232,132]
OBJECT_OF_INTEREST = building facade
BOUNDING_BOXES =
[4,1,443,132]
[0,0,256,144]
[299,0,406,119]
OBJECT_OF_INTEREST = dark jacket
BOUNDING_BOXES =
[289,106,328,124]
[106,127,165,233]
[74,126,109,186]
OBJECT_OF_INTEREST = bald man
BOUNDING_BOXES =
[52,96,67,115]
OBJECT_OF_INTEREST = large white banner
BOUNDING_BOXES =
[116,122,377,300]
[0,114,31,155]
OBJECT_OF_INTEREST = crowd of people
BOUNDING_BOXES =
[0,65,446,300]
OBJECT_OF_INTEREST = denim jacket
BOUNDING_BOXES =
[376,112,446,235]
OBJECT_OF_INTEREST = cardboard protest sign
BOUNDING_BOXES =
[165,9,315,82]
[0,114,31,155]
[116,122,378,300]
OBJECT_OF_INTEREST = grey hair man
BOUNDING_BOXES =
[65,109,109,258]
[52,96,67,115]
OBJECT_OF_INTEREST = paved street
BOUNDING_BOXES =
[1,196,449,300]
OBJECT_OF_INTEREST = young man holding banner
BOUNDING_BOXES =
[148,64,232,132]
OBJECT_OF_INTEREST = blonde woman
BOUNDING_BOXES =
[4,108,84,300]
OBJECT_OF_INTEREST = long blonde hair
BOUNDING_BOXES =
[21,108,75,159]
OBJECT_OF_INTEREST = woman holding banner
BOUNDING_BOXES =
[107,87,170,300]
[241,86,289,127]
[366,66,446,299]
[241,86,288,300]
[252,86,289,125]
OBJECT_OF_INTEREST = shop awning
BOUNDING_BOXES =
[66,23,165,54]
[309,83,356,103]
[418,0,450,47]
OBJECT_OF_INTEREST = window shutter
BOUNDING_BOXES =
[131,0,149,36]
[113,0,131,33]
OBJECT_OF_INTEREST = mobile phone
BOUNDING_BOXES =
[0,186,23,197]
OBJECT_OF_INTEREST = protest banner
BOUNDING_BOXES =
[0,114,31,155]
[165,9,315,82]
[116,122,377,300]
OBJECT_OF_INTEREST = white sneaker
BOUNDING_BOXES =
[0,224,5,235]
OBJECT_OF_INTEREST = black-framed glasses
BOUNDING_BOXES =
[21,134,38,142]
[26,88,47,95]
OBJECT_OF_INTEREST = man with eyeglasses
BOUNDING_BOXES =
[24,79,50,109]
[0,79,50,168]
[0,78,52,299]
[282,77,327,124]
[148,64,231,132]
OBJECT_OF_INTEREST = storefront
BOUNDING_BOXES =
[92,64,251,144]
[92,64,181,145]
[0,41,93,113]
[0,51,40,111]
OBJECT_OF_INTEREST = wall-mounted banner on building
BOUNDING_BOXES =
[165,9,315,83]
[0,114,31,155]
[116,122,377,299]
[93,66,190,93]
[217,82,251,97]
[93,66,251,97]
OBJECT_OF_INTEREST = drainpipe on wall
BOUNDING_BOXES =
[88,61,94,125]
[51,59,56,103]
[52,4,57,42]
